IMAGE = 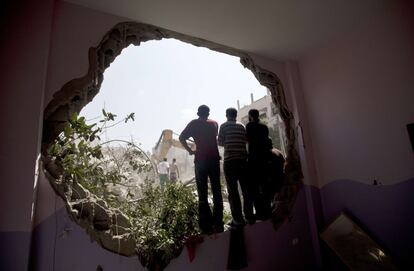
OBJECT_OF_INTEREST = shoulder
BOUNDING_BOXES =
[246,122,255,129]
[207,119,218,125]
[188,119,199,126]
[259,122,268,129]
[236,122,246,128]
[219,121,230,129]
[183,119,198,130]
[207,119,219,128]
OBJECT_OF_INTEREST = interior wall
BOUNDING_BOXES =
[0,0,55,270]
[298,1,414,267]
[299,2,414,186]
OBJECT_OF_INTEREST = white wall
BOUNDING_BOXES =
[299,2,414,186]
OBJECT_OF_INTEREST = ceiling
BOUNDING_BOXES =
[64,0,391,60]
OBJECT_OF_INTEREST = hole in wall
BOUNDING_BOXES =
[41,21,303,269]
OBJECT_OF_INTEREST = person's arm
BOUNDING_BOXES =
[264,125,269,138]
[263,124,272,149]
[176,165,180,178]
[218,124,225,147]
[179,122,196,155]
[245,123,252,143]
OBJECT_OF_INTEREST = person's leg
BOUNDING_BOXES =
[159,174,167,189]
[208,159,224,232]
[238,159,255,223]
[255,161,271,220]
[170,172,177,182]
[195,161,213,233]
[247,159,260,218]
[224,160,244,224]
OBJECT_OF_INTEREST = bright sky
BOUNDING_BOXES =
[80,38,267,152]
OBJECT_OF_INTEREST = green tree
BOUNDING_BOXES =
[48,111,200,270]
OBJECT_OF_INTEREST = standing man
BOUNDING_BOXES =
[157,158,169,189]
[179,105,224,234]
[218,108,255,226]
[169,158,180,182]
[246,109,273,220]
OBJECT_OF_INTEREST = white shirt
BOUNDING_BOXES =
[157,161,169,174]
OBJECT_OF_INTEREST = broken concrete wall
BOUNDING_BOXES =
[30,0,318,270]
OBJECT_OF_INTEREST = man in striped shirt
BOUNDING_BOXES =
[218,108,255,225]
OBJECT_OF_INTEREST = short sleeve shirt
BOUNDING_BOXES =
[218,120,247,161]
[179,118,220,162]
[157,161,169,174]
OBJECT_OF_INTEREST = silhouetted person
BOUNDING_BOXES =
[179,105,224,234]
[157,157,169,189]
[267,148,285,209]
[218,108,254,225]
[246,109,272,220]
[169,158,179,182]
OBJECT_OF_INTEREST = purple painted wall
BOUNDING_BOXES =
[319,178,414,268]
[0,232,32,270]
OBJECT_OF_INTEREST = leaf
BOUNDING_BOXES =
[107,112,117,121]
[125,112,135,123]
[69,113,78,124]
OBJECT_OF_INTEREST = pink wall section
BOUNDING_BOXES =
[45,1,127,105]
[37,0,128,226]
[0,0,54,232]
[299,2,414,186]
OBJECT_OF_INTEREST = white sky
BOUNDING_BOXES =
[80,38,267,152]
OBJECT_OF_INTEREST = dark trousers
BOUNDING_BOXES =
[248,158,272,219]
[223,159,254,223]
[194,159,223,232]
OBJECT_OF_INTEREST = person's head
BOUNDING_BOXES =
[172,158,176,163]
[248,109,260,122]
[163,158,167,162]
[197,105,210,119]
[226,107,237,121]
